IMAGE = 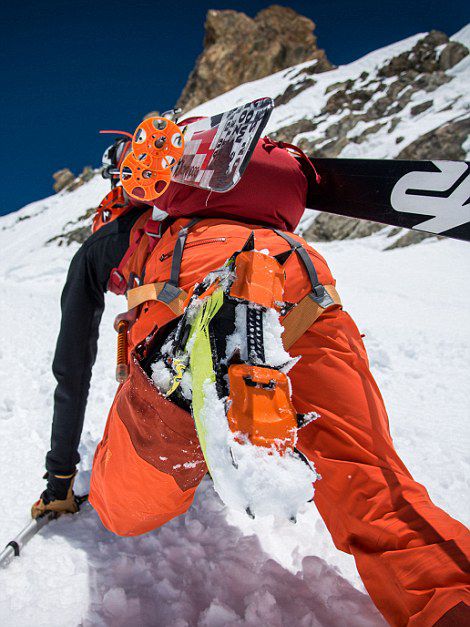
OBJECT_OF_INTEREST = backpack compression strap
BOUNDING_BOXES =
[281,283,341,350]
[272,230,342,350]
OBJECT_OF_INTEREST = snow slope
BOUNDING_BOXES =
[188,28,470,161]
[0,28,469,627]
[0,169,469,626]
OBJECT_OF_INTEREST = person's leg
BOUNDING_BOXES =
[289,308,470,626]
[90,355,206,536]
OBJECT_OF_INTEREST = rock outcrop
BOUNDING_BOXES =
[52,168,75,193]
[273,31,468,159]
[304,213,384,241]
[177,5,332,112]
[47,207,96,246]
[397,117,470,161]
[273,30,469,247]
[52,166,96,194]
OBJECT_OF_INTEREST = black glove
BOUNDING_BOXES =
[41,471,75,502]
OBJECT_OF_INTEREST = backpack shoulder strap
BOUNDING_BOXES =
[125,218,201,314]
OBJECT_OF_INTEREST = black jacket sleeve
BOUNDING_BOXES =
[45,208,144,475]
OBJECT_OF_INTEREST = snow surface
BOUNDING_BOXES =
[197,375,316,520]
[0,174,469,626]
[0,26,469,627]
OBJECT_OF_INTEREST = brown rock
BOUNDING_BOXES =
[177,5,332,112]
[397,117,470,160]
[438,41,469,70]
[304,212,384,242]
[80,166,95,183]
[47,207,96,246]
[274,77,316,107]
[68,166,96,192]
[52,168,75,193]
[53,166,96,194]
[378,31,449,77]
[385,230,438,250]
[270,118,315,143]
[410,100,433,116]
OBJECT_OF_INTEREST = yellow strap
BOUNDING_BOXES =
[165,359,187,397]
[282,284,341,350]
[126,281,188,316]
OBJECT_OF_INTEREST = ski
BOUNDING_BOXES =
[174,97,274,192]
[119,98,274,202]
[305,158,470,243]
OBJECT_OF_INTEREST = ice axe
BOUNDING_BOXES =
[0,494,88,568]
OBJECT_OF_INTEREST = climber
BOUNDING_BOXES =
[33,135,469,627]
[30,135,148,517]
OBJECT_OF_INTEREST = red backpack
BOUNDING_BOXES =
[153,137,309,232]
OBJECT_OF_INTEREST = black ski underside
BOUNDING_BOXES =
[305,158,470,243]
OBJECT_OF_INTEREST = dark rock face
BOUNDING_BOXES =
[378,30,450,77]
[385,230,439,250]
[438,40,469,70]
[52,166,96,193]
[47,207,96,246]
[272,30,467,160]
[271,30,468,249]
[303,213,384,242]
[397,118,470,161]
[176,6,332,112]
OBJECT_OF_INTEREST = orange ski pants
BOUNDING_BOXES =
[291,308,470,626]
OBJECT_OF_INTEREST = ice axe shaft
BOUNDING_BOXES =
[0,494,88,567]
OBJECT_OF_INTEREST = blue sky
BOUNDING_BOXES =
[0,0,468,215]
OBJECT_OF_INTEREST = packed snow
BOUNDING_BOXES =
[0,26,469,627]
[198,377,316,521]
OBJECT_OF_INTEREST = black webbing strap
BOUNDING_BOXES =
[273,229,334,308]
[7,541,20,557]
[168,218,201,287]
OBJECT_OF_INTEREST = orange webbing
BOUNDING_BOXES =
[126,281,188,316]
[229,251,285,309]
[282,284,341,350]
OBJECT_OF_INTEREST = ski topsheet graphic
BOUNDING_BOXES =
[119,98,274,201]
[305,158,470,243]
[174,97,274,192]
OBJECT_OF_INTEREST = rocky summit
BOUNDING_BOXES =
[52,9,469,249]
[176,5,332,112]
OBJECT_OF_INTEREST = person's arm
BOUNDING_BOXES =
[45,208,143,477]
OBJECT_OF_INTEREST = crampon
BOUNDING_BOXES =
[150,234,318,520]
